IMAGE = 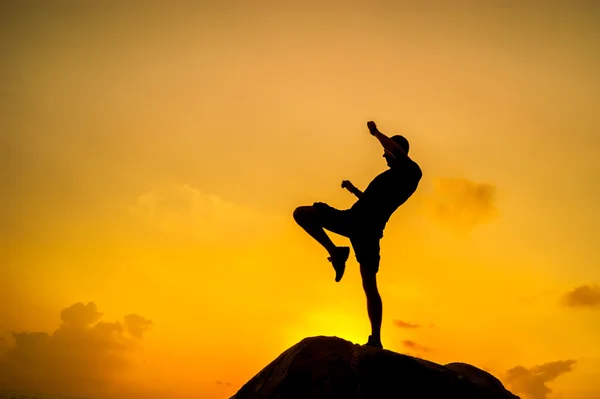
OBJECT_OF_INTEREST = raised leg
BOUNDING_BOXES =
[293,205,338,255]
[293,205,350,282]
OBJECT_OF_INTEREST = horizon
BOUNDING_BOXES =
[2,2,600,399]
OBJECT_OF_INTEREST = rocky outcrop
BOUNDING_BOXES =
[231,336,519,399]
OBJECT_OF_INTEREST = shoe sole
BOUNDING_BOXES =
[329,247,350,282]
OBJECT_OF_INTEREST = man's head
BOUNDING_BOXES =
[383,135,409,166]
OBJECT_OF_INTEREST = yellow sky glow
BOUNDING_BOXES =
[2,2,600,399]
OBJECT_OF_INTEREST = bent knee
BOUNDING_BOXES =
[293,205,314,224]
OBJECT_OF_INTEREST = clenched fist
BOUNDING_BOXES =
[367,121,378,135]
[341,180,354,190]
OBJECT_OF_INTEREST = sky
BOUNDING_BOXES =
[2,1,600,399]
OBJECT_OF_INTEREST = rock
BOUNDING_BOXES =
[231,336,519,399]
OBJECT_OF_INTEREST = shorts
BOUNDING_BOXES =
[312,202,382,273]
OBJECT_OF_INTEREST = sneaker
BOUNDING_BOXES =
[327,246,350,282]
[364,335,383,349]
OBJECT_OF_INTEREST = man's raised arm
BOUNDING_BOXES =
[367,121,407,159]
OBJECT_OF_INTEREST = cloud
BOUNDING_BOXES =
[562,284,600,308]
[0,335,7,352]
[129,182,281,241]
[422,177,498,233]
[504,360,576,399]
[0,302,152,398]
[60,301,103,328]
[393,319,421,329]
[402,340,432,354]
[124,314,153,339]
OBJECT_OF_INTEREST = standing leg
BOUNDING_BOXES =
[360,264,383,348]
[353,234,384,348]
[293,204,350,282]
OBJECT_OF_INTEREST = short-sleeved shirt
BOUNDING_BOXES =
[349,156,422,234]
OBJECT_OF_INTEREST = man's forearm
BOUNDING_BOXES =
[373,130,406,158]
[349,186,363,198]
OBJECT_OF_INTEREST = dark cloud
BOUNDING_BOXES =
[562,284,600,308]
[0,302,152,398]
[393,319,421,329]
[60,301,103,329]
[424,177,498,233]
[216,380,232,387]
[0,335,8,352]
[124,314,153,339]
[505,360,576,399]
[402,340,432,353]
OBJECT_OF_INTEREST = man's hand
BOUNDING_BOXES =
[341,180,354,190]
[367,121,378,135]
[341,180,363,198]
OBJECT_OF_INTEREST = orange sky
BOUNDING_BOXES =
[2,2,600,399]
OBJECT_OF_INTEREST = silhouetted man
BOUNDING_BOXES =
[293,121,422,349]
